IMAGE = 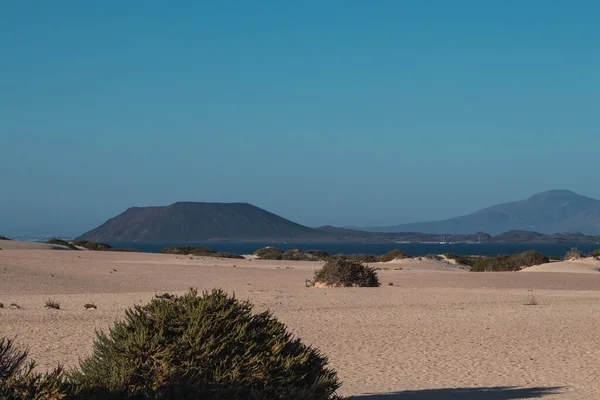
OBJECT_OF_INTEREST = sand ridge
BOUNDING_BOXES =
[1,249,600,398]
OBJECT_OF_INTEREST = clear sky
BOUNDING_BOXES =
[1,1,599,236]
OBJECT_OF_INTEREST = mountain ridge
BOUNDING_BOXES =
[78,190,600,242]
[365,190,600,235]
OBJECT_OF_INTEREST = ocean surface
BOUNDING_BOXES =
[109,242,600,258]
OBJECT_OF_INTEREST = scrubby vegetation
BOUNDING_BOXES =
[161,246,243,259]
[1,290,343,399]
[314,258,380,287]
[254,247,413,264]
[253,247,334,261]
[46,238,78,250]
[564,247,584,260]
[0,236,10,241]
[332,254,379,263]
[468,251,549,272]
[443,253,476,265]
[71,289,341,399]
[70,240,112,251]
[444,251,549,271]
[590,249,600,258]
[253,247,285,259]
[378,250,411,262]
[44,300,60,310]
[0,337,67,399]
[281,249,327,261]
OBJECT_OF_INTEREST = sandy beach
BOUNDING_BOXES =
[1,242,599,399]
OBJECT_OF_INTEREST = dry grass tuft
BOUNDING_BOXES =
[45,299,61,310]
[524,292,538,306]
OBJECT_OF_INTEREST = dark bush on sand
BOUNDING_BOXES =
[253,247,285,260]
[46,238,78,250]
[69,289,342,399]
[564,247,584,260]
[161,246,243,259]
[469,250,549,272]
[314,258,380,287]
[378,250,411,262]
[254,248,334,262]
[70,240,112,251]
[0,337,68,399]
[331,254,379,263]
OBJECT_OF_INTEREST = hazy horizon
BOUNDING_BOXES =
[2,1,599,236]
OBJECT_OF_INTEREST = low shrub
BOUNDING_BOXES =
[331,254,379,263]
[443,253,478,267]
[0,337,67,399]
[70,240,112,251]
[378,250,411,262]
[45,300,60,310]
[253,247,284,260]
[470,250,549,272]
[565,247,584,260]
[590,249,600,258]
[314,258,380,287]
[280,249,330,261]
[306,250,330,259]
[0,236,10,241]
[70,289,341,399]
[425,254,442,261]
[46,238,78,250]
[161,246,243,259]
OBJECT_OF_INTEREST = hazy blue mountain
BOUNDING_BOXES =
[365,190,600,235]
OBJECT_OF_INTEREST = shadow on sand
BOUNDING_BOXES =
[352,386,564,400]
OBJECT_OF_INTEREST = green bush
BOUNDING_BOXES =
[378,250,411,262]
[69,241,112,251]
[469,250,549,272]
[253,247,284,260]
[70,289,341,399]
[314,258,380,287]
[443,253,477,267]
[0,337,67,399]
[589,249,600,258]
[45,300,61,310]
[161,246,243,259]
[280,249,331,261]
[565,247,584,260]
[46,239,78,250]
[331,254,379,264]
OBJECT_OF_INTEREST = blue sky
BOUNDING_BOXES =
[1,1,599,236]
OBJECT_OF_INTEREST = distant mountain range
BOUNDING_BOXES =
[78,190,600,243]
[364,190,600,235]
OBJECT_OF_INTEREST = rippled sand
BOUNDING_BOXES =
[1,246,599,399]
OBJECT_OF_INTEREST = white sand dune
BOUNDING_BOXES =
[1,248,599,398]
[523,257,600,274]
[0,239,71,251]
